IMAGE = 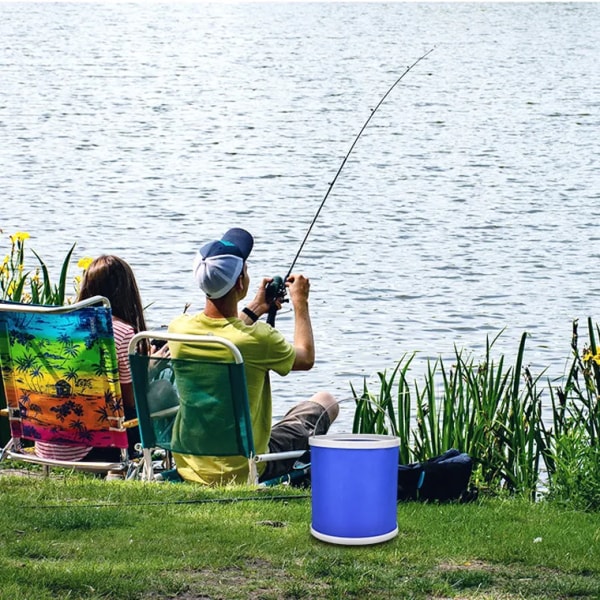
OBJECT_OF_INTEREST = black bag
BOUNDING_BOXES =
[397,449,476,502]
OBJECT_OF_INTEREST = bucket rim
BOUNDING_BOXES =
[309,433,400,449]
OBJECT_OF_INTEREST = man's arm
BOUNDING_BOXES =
[239,273,315,370]
[287,274,315,371]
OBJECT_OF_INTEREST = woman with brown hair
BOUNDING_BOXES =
[35,255,152,462]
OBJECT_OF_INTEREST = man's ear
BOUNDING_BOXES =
[235,272,245,292]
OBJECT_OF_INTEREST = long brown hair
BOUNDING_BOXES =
[78,255,149,353]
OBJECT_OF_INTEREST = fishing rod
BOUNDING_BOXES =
[266,47,435,326]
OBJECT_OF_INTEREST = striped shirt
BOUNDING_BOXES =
[113,318,135,386]
[35,318,135,462]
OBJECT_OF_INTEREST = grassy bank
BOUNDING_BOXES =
[1,472,599,600]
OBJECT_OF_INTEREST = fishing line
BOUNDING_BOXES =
[21,493,310,510]
[285,47,435,280]
[266,47,435,324]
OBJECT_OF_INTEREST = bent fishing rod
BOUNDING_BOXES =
[266,47,435,326]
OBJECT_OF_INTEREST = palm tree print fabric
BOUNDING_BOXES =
[0,305,128,449]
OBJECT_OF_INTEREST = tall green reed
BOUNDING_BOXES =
[352,332,548,498]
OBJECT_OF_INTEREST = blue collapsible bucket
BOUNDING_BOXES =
[309,434,399,545]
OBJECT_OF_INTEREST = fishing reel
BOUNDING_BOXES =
[265,275,288,326]
[266,275,286,303]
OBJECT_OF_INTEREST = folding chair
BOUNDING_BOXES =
[0,296,131,475]
[128,331,306,484]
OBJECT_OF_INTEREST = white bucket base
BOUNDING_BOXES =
[311,525,398,546]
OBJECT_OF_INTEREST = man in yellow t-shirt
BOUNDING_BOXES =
[168,227,339,485]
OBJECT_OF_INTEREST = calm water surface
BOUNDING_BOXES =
[1,3,599,429]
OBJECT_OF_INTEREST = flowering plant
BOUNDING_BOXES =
[0,230,92,306]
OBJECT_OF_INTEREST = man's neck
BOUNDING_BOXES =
[203,296,238,319]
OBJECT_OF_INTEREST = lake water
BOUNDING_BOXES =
[1,2,599,431]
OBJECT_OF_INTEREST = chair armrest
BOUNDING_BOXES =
[253,450,307,463]
[150,407,179,419]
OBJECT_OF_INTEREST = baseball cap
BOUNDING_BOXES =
[193,228,254,299]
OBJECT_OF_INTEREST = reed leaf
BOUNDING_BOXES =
[31,243,76,305]
[10,273,29,302]
[31,249,53,305]
[57,242,76,305]
[394,353,416,464]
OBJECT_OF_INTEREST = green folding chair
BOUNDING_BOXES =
[128,331,306,484]
[0,296,132,475]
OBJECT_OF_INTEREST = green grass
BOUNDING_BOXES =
[1,472,599,599]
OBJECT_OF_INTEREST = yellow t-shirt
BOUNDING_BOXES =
[168,312,295,485]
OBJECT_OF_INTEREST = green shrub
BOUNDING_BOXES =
[548,427,600,510]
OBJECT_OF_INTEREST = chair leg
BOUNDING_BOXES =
[142,448,154,481]
[0,439,15,462]
[248,458,259,486]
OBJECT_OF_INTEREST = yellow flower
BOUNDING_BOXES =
[10,231,30,243]
[582,350,600,365]
[77,257,94,270]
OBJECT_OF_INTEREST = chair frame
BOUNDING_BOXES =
[0,296,131,475]
[129,331,305,483]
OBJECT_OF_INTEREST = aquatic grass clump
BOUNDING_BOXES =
[352,332,549,499]
[353,319,600,504]
[0,229,89,305]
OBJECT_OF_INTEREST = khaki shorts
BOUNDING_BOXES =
[260,400,331,482]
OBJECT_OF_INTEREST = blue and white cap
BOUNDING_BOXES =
[192,228,254,299]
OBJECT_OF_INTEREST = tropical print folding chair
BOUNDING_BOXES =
[0,296,131,475]
[128,332,305,483]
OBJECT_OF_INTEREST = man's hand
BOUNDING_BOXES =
[286,274,310,309]
[240,277,283,324]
